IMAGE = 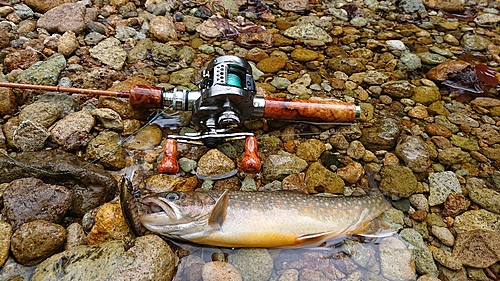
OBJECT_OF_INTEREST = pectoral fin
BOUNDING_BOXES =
[208,189,229,229]
[296,231,339,246]
[352,218,395,238]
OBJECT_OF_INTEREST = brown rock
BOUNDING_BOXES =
[3,49,40,72]
[0,222,12,267]
[425,123,452,137]
[150,16,178,42]
[282,173,308,193]
[279,0,308,12]
[443,193,470,217]
[453,229,500,268]
[0,30,9,49]
[295,139,325,162]
[426,60,470,81]
[25,0,69,12]
[145,174,199,193]
[4,178,73,231]
[87,202,134,245]
[0,87,17,116]
[291,48,319,62]
[336,162,364,184]
[10,220,67,266]
[237,31,273,49]
[57,31,79,57]
[425,0,465,13]
[471,97,500,108]
[411,210,428,222]
[36,3,87,34]
[256,57,286,73]
[272,34,294,47]
[245,47,269,62]
[197,149,236,179]
[305,162,344,194]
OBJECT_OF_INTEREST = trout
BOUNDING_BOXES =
[121,178,392,248]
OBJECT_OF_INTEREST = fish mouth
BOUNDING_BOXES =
[141,196,181,224]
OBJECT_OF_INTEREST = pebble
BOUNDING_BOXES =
[270,77,291,89]
[360,118,401,150]
[305,161,345,194]
[453,229,500,268]
[290,48,318,62]
[411,86,441,105]
[431,226,455,246]
[262,150,308,181]
[123,124,163,150]
[336,161,364,184]
[92,108,123,131]
[432,248,462,271]
[428,171,462,206]
[295,139,325,162]
[13,120,50,151]
[150,15,178,42]
[409,194,429,212]
[379,237,416,281]
[49,110,95,147]
[400,228,439,277]
[36,3,87,34]
[395,135,430,173]
[85,130,126,170]
[0,87,17,116]
[86,202,133,245]
[256,57,286,73]
[228,248,273,281]
[453,209,500,233]
[380,165,418,198]
[65,223,88,250]
[31,235,176,280]
[287,74,312,95]
[283,23,333,43]
[202,261,242,281]
[0,222,12,267]
[467,181,500,214]
[17,54,66,86]
[57,31,79,57]
[89,37,127,70]
[196,149,236,179]
[4,177,72,231]
[10,220,67,266]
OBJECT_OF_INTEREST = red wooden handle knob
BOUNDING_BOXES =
[158,139,179,174]
[241,136,261,173]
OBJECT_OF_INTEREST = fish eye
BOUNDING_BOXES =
[167,193,180,201]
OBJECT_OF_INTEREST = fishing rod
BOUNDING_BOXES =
[0,56,361,174]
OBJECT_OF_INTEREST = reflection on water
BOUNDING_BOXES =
[167,234,415,281]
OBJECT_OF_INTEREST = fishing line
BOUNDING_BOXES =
[0,107,171,175]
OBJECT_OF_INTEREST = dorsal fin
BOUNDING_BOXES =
[208,189,229,229]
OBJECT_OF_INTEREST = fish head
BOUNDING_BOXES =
[139,190,221,239]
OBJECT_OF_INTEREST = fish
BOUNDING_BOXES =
[120,174,393,248]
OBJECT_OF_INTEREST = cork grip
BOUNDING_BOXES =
[158,139,179,174]
[241,136,261,173]
[262,97,358,123]
[129,85,163,108]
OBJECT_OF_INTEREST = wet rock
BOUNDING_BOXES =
[256,57,286,73]
[398,51,422,71]
[461,34,491,51]
[381,81,414,98]
[287,74,312,95]
[425,123,451,137]
[290,48,318,62]
[327,57,366,76]
[278,269,299,281]
[428,171,461,206]
[410,194,429,212]
[87,202,133,245]
[36,3,87,34]
[122,124,162,150]
[411,86,441,105]
[395,135,430,173]
[0,150,117,216]
[432,248,462,271]
[431,226,454,246]
[0,222,12,267]
[57,31,79,57]
[295,139,325,162]
[0,87,17,116]
[453,229,500,268]
[169,68,197,85]
[197,149,236,179]
[196,19,222,37]
[98,97,150,121]
[145,174,199,193]
[283,23,332,43]
[49,109,95,147]
[447,112,479,128]
[92,108,123,131]
[202,261,242,281]
[150,15,177,42]
[25,0,68,13]
[17,54,66,86]
[228,248,273,281]
[337,161,364,184]
[438,147,467,166]
[19,101,62,128]
[360,118,401,151]
[281,173,307,193]
[31,235,176,281]
[399,0,427,13]
[279,0,308,12]
[10,220,67,266]
[175,255,205,281]
[271,77,291,90]
[4,49,40,72]
[36,93,79,118]
[262,150,308,181]
[467,179,500,214]
[90,37,127,70]
[65,223,87,250]
[237,31,273,49]
[454,209,500,233]
[443,193,470,217]
[379,236,416,281]
[417,52,447,65]
[305,161,344,194]
[4,178,72,231]
[13,120,50,151]
[400,228,438,277]
[86,131,126,170]
[475,127,500,145]
[380,165,418,198]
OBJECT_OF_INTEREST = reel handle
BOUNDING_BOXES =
[241,136,261,173]
[158,139,179,174]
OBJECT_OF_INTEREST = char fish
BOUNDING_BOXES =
[121,178,392,248]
